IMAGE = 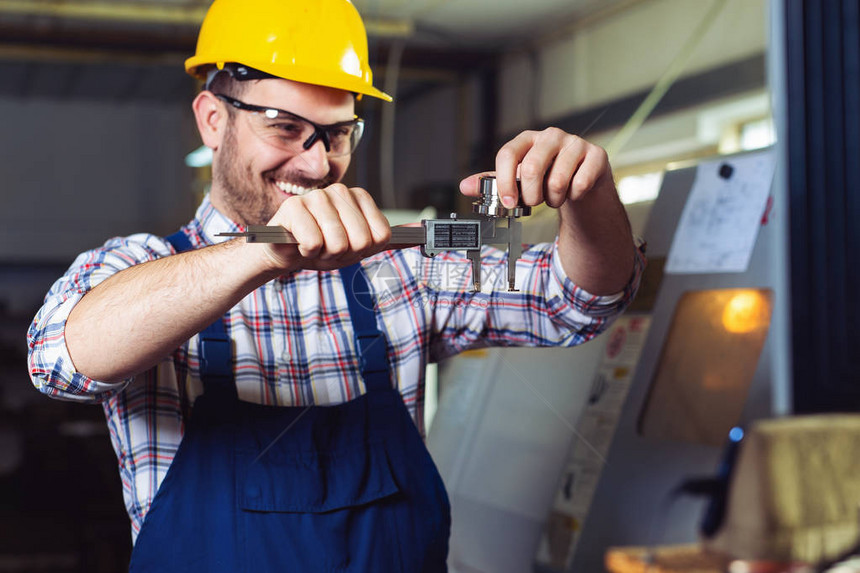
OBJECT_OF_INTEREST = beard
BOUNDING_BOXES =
[213,118,339,226]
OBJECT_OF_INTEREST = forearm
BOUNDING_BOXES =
[65,239,280,382]
[557,173,637,295]
[422,242,634,363]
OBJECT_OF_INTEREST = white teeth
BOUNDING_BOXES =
[275,181,314,196]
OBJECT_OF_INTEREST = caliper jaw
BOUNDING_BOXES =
[479,215,524,292]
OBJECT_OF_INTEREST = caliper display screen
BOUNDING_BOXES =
[429,221,480,250]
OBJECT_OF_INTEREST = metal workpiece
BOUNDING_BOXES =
[472,175,532,219]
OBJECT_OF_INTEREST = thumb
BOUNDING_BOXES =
[459,172,496,197]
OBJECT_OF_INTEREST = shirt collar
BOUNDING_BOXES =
[195,194,244,246]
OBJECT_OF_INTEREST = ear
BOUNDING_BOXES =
[192,91,228,150]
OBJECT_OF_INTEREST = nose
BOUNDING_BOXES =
[295,138,330,180]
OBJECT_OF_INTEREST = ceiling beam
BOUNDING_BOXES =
[0,31,496,77]
[0,3,497,87]
[0,0,207,25]
[0,0,413,37]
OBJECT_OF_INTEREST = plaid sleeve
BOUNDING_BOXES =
[421,238,645,361]
[546,237,646,320]
[27,233,175,402]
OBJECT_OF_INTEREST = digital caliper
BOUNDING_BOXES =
[219,175,531,292]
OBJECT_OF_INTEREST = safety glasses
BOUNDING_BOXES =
[215,93,365,158]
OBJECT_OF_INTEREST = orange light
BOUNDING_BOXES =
[722,291,769,334]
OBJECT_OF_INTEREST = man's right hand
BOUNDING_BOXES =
[64,184,391,382]
[257,183,392,273]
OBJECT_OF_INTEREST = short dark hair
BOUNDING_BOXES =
[206,70,248,100]
[204,63,277,97]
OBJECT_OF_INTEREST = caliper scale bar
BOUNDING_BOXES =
[219,224,427,248]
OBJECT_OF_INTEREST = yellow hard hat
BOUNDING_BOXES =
[185,0,392,102]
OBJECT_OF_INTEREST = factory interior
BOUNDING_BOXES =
[2,0,860,571]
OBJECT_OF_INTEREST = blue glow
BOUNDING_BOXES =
[185,145,213,168]
[729,427,744,442]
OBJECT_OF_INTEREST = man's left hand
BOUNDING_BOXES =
[459,127,613,208]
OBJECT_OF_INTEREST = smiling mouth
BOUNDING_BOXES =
[275,180,316,196]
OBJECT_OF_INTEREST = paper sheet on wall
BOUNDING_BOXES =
[534,316,652,571]
[665,149,776,274]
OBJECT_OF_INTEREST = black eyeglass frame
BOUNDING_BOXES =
[213,93,365,156]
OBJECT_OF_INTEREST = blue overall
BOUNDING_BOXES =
[128,231,450,572]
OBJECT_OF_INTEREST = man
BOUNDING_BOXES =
[28,0,643,571]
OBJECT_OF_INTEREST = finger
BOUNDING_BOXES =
[297,190,350,259]
[543,137,586,208]
[459,172,494,198]
[570,143,611,200]
[520,128,582,207]
[518,134,559,207]
[278,197,324,259]
[495,131,537,208]
[352,187,392,250]
[328,186,380,255]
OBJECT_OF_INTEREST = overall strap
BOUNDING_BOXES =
[340,263,392,393]
[165,230,237,400]
[164,229,194,253]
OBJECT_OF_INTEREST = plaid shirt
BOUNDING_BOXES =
[28,195,643,540]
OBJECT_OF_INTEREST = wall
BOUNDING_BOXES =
[0,80,200,570]
[0,97,197,263]
[498,0,768,134]
[389,0,769,210]
[392,82,465,210]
